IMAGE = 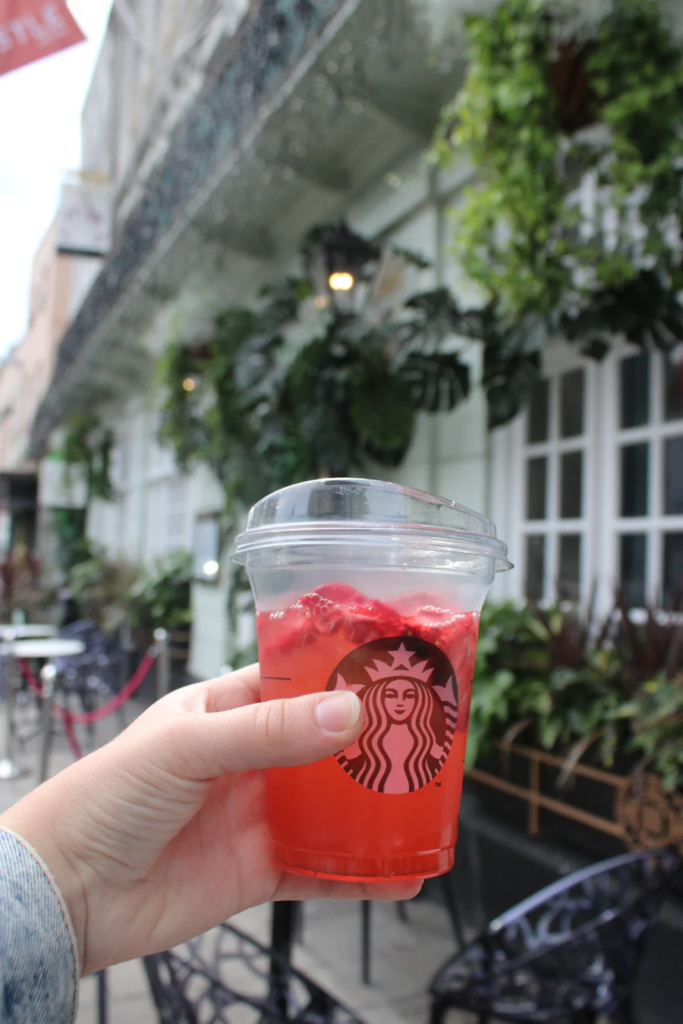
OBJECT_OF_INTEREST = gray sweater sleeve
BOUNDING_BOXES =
[0,828,78,1024]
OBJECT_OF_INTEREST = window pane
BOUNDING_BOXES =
[525,535,545,601]
[620,534,647,607]
[620,353,650,428]
[664,436,683,515]
[560,450,583,518]
[526,457,547,520]
[664,355,683,421]
[621,443,649,517]
[560,369,585,438]
[663,533,683,609]
[558,535,581,601]
[527,379,549,443]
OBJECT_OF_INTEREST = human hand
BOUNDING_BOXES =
[0,665,421,975]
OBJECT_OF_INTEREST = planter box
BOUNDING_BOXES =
[467,742,683,861]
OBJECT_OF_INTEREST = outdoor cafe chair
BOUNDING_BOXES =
[143,921,366,1024]
[428,847,679,1024]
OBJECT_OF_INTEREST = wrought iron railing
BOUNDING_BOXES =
[468,741,683,855]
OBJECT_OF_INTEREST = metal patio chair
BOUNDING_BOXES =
[428,847,679,1024]
[143,921,367,1024]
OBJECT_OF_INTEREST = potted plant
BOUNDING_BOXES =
[467,598,683,859]
[126,550,193,689]
[156,223,474,513]
[66,548,138,633]
[0,545,46,623]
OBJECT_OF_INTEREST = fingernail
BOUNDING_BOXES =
[315,691,361,734]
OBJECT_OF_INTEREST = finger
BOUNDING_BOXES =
[153,690,364,780]
[201,666,262,712]
[275,874,423,903]
[160,664,262,715]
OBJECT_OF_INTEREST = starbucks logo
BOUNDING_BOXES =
[326,637,458,794]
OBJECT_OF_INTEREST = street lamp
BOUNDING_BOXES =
[303,221,381,310]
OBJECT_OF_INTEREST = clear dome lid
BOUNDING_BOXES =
[233,478,511,572]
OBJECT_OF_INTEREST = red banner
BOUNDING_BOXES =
[0,0,85,77]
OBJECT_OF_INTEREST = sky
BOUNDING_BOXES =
[0,0,114,357]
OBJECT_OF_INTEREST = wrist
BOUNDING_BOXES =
[0,783,88,972]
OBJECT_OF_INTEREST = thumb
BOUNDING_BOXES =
[154,690,364,780]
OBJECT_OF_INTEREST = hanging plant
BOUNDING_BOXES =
[433,0,683,422]
[62,413,114,502]
[157,225,476,509]
[51,508,90,574]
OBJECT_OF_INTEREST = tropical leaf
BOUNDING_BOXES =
[258,276,312,330]
[561,271,683,353]
[349,374,416,453]
[402,288,487,343]
[483,346,541,429]
[390,245,432,269]
[397,352,470,413]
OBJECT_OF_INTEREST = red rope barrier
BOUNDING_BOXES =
[18,647,159,760]
[61,650,157,726]
[18,659,42,694]
[61,710,83,761]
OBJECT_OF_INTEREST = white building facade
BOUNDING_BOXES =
[31,0,683,678]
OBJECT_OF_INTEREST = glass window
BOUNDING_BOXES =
[558,534,581,601]
[527,379,549,443]
[621,442,649,517]
[620,352,650,428]
[664,355,683,421]
[525,535,545,601]
[526,457,547,520]
[560,369,585,438]
[663,533,683,608]
[620,534,647,607]
[560,450,583,518]
[664,436,683,515]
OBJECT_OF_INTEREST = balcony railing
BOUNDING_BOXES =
[31,0,343,456]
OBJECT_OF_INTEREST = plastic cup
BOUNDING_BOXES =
[233,478,511,882]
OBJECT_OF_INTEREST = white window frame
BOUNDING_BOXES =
[491,339,683,614]
[599,344,683,607]
[492,343,597,606]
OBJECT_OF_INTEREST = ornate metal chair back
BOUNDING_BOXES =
[430,847,679,1022]
[143,921,366,1024]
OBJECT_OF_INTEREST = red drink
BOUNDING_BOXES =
[257,583,480,881]
[233,477,510,882]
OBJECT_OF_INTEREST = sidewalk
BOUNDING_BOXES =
[0,699,464,1024]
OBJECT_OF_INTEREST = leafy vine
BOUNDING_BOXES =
[433,0,683,420]
[62,413,114,502]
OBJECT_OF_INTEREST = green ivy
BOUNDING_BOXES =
[437,0,683,313]
[434,0,569,318]
[62,414,114,502]
[433,0,683,424]
[51,509,90,575]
